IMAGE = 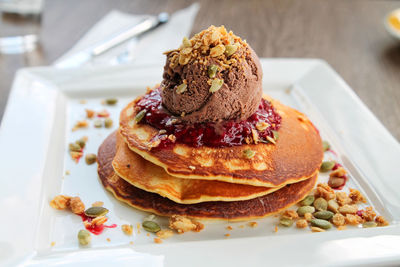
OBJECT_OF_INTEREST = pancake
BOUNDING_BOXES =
[98,133,319,221]
[112,132,284,204]
[119,95,323,187]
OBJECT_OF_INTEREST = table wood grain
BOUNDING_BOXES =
[1,0,399,141]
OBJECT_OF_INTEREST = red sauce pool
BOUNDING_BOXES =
[135,88,282,148]
[78,213,117,235]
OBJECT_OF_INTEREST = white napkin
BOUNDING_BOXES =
[54,3,199,67]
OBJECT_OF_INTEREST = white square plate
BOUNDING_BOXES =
[1,59,400,267]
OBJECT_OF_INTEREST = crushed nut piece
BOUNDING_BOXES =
[375,216,389,226]
[330,167,347,178]
[345,214,363,225]
[304,213,313,222]
[169,215,204,234]
[315,183,336,200]
[224,233,230,237]
[311,226,325,232]
[106,238,111,242]
[156,229,174,239]
[226,226,233,230]
[332,213,346,227]
[85,109,95,119]
[348,188,367,204]
[154,238,163,244]
[339,204,358,214]
[255,121,270,131]
[248,222,258,228]
[360,207,376,221]
[296,219,308,228]
[92,216,108,226]
[337,225,347,230]
[282,210,299,220]
[69,197,85,214]
[50,195,71,210]
[336,192,352,206]
[72,120,88,131]
[65,170,70,175]
[51,241,56,247]
[92,201,104,207]
[122,224,133,235]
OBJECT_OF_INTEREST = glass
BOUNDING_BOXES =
[0,0,44,54]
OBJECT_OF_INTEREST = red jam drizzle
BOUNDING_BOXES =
[135,88,282,148]
[78,213,117,235]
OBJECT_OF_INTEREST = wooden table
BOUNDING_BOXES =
[1,0,399,140]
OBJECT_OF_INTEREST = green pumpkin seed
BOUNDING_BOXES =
[85,153,97,165]
[300,195,315,206]
[224,44,238,56]
[322,141,330,152]
[279,217,293,227]
[311,219,332,230]
[76,138,86,149]
[69,143,81,152]
[208,65,219,78]
[142,221,161,233]
[320,161,335,172]
[176,83,187,94]
[135,110,147,123]
[314,197,328,211]
[104,118,113,129]
[362,221,377,228]
[209,78,224,93]
[85,206,109,217]
[327,199,339,213]
[297,206,315,216]
[105,98,118,105]
[313,210,334,220]
[243,149,256,159]
[78,229,91,245]
[94,119,103,128]
[272,130,279,141]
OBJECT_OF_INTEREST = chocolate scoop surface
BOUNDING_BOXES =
[161,26,263,124]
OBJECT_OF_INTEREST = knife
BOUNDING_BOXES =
[55,12,169,68]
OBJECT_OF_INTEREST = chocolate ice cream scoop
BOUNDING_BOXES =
[161,26,262,124]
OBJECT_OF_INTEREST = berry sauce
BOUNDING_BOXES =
[78,213,117,235]
[135,88,282,148]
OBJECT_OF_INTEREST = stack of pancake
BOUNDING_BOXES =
[97,95,323,221]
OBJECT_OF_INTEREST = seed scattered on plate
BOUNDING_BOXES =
[105,98,118,105]
[85,153,97,165]
[78,229,91,246]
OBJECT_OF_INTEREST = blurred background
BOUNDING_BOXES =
[0,0,399,140]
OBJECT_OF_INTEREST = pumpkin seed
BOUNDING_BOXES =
[314,197,328,211]
[328,177,345,188]
[176,83,187,94]
[104,118,113,128]
[85,153,97,165]
[362,221,377,228]
[78,229,91,245]
[272,130,279,141]
[300,195,315,206]
[69,143,81,152]
[94,119,103,128]
[320,161,335,172]
[85,206,109,217]
[243,149,256,159]
[297,206,315,216]
[311,219,332,229]
[279,217,293,227]
[105,98,118,105]
[313,210,334,220]
[142,221,161,233]
[322,141,330,152]
[208,65,219,78]
[224,44,238,56]
[76,138,86,149]
[327,199,339,213]
[209,78,224,93]
[135,110,147,123]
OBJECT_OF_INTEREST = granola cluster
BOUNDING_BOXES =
[165,25,247,71]
[278,185,388,232]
